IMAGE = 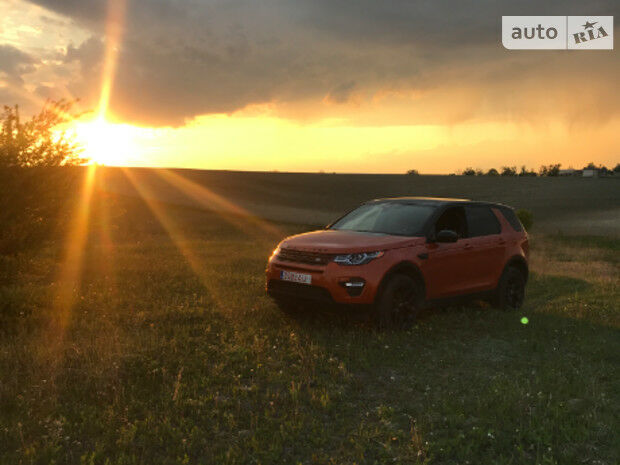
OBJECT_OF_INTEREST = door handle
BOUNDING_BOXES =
[463,243,473,250]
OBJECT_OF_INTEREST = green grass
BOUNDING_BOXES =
[1,195,618,464]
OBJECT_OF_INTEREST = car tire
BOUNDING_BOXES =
[374,274,422,330]
[494,266,526,310]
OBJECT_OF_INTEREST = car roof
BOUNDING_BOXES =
[368,196,513,209]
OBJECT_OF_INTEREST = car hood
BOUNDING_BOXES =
[279,229,424,254]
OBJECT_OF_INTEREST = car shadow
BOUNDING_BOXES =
[281,273,595,332]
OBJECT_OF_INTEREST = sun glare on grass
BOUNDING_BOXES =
[74,117,138,166]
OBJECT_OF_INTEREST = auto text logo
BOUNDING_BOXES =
[502,16,613,50]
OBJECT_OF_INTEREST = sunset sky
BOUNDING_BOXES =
[1,0,618,173]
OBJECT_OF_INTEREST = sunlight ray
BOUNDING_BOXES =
[154,168,283,238]
[47,165,97,361]
[94,169,118,295]
[120,167,222,305]
[98,0,127,119]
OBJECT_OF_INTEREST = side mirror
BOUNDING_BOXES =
[436,229,458,243]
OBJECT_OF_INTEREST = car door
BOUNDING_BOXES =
[422,206,473,298]
[462,205,505,291]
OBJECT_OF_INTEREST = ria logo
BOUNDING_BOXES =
[572,20,608,45]
[502,16,613,50]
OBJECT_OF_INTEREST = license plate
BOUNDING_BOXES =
[280,270,312,285]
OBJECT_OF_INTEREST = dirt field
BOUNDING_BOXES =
[99,167,620,236]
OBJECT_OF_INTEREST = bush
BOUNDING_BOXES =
[0,167,83,255]
[0,100,85,255]
[516,209,533,231]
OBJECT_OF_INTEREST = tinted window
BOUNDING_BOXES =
[499,207,523,232]
[330,202,435,236]
[433,207,467,238]
[466,206,501,237]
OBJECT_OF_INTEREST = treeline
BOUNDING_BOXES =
[408,163,620,176]
[460,163,619,177]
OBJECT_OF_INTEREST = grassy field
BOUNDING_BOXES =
[1,191,619,464]
[101,167,620,236]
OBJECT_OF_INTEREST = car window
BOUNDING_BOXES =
[433,206,467,238]
[330,202,436,236]
[498,207,523,232]
[465,206,501,237]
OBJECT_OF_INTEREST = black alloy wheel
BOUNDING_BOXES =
[376,274,421,329]
[497,266,526,310]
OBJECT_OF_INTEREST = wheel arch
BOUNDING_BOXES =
[375,261,426,304]
[504,255,529,282]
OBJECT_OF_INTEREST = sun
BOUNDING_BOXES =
[73,117,138,166]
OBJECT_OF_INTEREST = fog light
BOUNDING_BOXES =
[340,278,366,297]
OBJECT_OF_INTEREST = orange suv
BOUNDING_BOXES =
[266,197,529,327]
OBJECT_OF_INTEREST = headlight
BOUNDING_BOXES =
[333,251,384,266]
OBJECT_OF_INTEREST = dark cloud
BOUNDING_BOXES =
[296,0,620,46]
[0,45,38,114]
[325,81,356,104]
[22,0,620,126]
[34,84,65,101]
[0,45,36,84]
[31,0,107,25]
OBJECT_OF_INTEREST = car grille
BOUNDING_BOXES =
[277,248,333,265]
[267,280,333,302]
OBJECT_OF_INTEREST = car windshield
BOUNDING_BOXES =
[330,202,436,236]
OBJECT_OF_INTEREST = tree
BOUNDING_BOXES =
[501,166,517,176]
[407,169,419,175]
[539,163,561,177]
[0,100,85,167]
[614,163,620,173]
[486,168,499,176]
[519,165,536,177]
[463,167,476,176]
[0,100,86,255]
[583,162,613,175]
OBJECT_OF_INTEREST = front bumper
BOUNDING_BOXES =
[267,279,334,303]
[265,257,383,305]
